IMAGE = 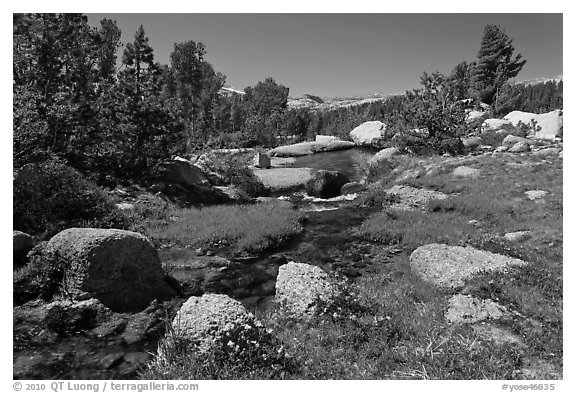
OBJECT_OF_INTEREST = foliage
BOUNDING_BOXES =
[242,78,290,146]
[383,72,469,155]
[142,317,299,379]
[13,14,558,189]
[199,153,268,197]
[449,60,476,100]
[13,157,129,237]
[13,242,68,305]
[495,80,563,116]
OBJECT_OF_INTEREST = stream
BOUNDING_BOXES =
[15,147,397,380]
[166,147,393,313]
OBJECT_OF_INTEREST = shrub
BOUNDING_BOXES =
[362,157,398,184]
[199,153,268,198]
[13,242,68,306]
[384,72,471,156]
[355,184,400,208]
[13,157,130,237]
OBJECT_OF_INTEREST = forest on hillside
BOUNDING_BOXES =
[14,14,562,187]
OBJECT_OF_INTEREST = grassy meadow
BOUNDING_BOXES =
[140,151,562,379]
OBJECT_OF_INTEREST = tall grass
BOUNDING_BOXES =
[142,202,303,254]
[354,209,478,252]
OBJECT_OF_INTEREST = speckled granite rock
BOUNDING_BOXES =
[410,243,527,288]
[275,262,340,319]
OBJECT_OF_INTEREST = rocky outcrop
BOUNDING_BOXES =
[502,135,536,147]
[370,147,399,164]
[453,166,481,178]
[533,147,560,157]
[525,190,547,200]
[482,118,513,132]
[13,230,35,267]
[445,294,508,324]
[275,262,339,319]
[504,231,531,242]
[385,185,447,211]
[253,167,314,192]
[159,158,209,188]
[213,186,250,202]
[252,152,271,169]
[13,297,180,379]
[349,121,387,147]
[472,324,525,347]
[462,136,482,150]
[504,110,563,140]
[197,148,271,169]
[46,228,177,312]
[170,294,266,352]
[508,142,531,153]
[268,140,355,157]
[315,135,339,143]
[466,110,489,123]
[43,298,110,335]
[341,181,366,195]
[306,170,350,199]
[493,146,509,153]
[409,243,527,288]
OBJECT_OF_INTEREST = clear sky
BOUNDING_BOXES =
[86,13,562,98]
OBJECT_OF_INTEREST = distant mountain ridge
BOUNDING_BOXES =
[222,75,562,110]
[515,75,563,87]
[288,92,396,111]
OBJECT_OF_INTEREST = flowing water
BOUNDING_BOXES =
[15,147,386,379]
[232,147,391,312]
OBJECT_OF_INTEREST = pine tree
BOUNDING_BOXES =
[449,61,475,100]
[473,24,526,106]
[122,25,155,97]
[96,18,121,82]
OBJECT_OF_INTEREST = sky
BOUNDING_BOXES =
[86,13,563,98]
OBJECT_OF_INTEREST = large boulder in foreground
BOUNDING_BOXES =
[306,170,350,199]
[47,228,177,312]
[504,110,563,140]
[349,121,387,147]
[170,294,266,353]
[13,230,35,267]
[409,243,527,288]
[275,262,339,319]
